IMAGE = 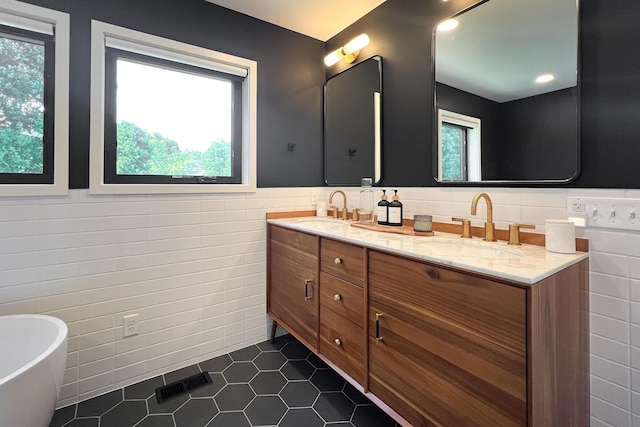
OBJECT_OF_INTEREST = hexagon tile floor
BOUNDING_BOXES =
[49,334,400,427]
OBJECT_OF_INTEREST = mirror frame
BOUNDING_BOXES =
[324,55,383,186]
[432,0,581,185]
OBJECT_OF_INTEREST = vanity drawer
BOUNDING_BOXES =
[320,272,364,327]
[369,250,526,355]
[320,238,365,286]
[319,305,364,384]
[270,225,317,256]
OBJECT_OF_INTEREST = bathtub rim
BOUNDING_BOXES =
[0,314,68,387]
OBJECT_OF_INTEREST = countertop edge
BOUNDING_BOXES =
[267,217,589,285]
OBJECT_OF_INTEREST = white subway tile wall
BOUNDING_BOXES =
[0,187,636,426]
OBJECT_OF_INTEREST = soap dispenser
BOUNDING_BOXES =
[377,190,390,225]
[388,190,403,227]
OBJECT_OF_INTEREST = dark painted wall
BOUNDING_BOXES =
[436,84,576,181]
[495,88,578,181]
[328,0,640,188]
[16,0,640,189]
[21,0,326,188]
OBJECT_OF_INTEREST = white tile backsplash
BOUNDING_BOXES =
[0,186,638,426]
[592,375,631,411]
[592,355,630,388]
[592,396,631,427]
[592,313,629,344]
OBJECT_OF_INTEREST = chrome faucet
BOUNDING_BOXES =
[329,190,348,220]
[471,192,496,242]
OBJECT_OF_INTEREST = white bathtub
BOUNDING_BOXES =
[0,315,68,427]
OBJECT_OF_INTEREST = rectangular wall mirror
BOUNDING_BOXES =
[325,56,382,186]
[434,0,580,184]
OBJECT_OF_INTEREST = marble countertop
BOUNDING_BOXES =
[268,216,589,284]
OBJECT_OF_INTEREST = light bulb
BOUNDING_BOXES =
[535,73,555,83]
[437,19,459,32]
[343,34,369,55]
[324,48,344,66]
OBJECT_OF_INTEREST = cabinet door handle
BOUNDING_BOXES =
[304,279,312,301]
[334,257,342,264]
[375,313,383,342]
[334,294,342,301]
[334,338,342,346]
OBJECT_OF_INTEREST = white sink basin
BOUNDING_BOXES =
[291,218,375,237]
[292,217,352,231]
[413,238,523,260]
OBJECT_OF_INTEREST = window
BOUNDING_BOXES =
[441,122,468,181]
[90,21,257,194]
[437,109,481,182]
[0,2,69,196]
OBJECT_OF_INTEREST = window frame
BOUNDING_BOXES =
[440,122,469,182]
[103,48,243,185]
[0,1,69,196]
[437,109,481,182]
[89,20,257,194]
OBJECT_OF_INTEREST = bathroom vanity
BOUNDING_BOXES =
[266,216,589,427]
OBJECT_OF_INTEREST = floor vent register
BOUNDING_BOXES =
[155,372,213,404]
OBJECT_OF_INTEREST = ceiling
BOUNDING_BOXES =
[204,0,386,41]
[203,0,577,103]
[435,0,578,102]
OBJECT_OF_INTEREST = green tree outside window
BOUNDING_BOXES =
[0,36,45,174]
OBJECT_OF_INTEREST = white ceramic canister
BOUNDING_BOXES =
[545,219,576,254]
[316,201,328,217]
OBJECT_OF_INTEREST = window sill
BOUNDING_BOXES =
[88,182,256,195]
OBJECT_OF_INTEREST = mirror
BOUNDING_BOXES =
[325,56,382,186]
[434,0,579,183]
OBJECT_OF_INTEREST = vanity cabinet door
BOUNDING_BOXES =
[268,225,319,351]
[368,250,527,427]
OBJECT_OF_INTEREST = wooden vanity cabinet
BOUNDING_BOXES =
[267,223,589,427]
[267,225,319,351]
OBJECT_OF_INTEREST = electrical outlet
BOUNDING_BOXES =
[123,313,139,337]
[311,191,319,204]
[572,200,585,213]
[574,197,640,231]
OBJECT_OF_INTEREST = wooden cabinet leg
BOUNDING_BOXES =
[270,321,278,343]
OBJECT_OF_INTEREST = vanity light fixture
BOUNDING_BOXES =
[324,33,370,66]
[437,19,459,32]
[535,73,555,83]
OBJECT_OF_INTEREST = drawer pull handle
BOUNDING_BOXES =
[334,294,342,301]
[334,257,343,264]
[334,338,342,346]
[375,313,383,342]
[304,279,312,301]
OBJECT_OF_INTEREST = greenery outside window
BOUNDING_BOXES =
[437,109,481,182]
[441,122,468,181]
[90,21,257,194]
[0,2,69,196]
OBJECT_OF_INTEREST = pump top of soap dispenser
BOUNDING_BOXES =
[380,190,388,200]
[392,190,399,201]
